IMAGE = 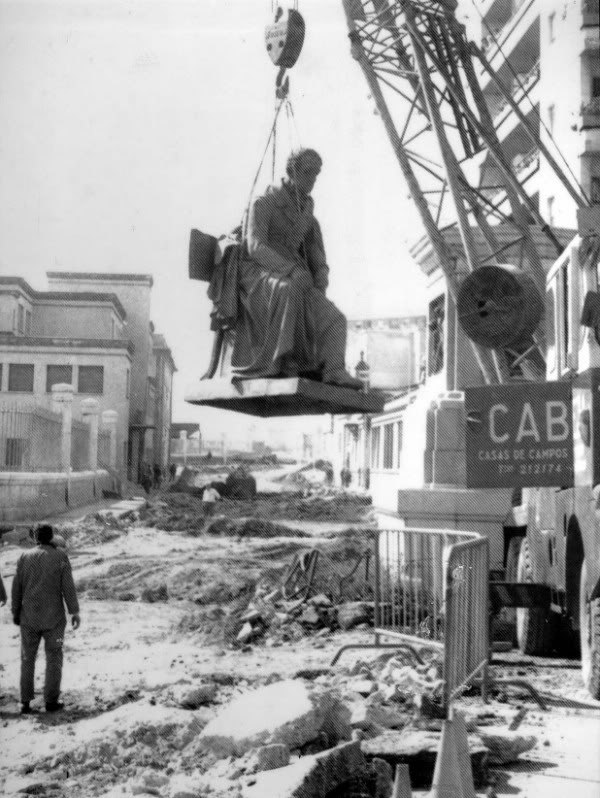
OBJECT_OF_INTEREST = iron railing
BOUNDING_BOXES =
[0,404,62,472]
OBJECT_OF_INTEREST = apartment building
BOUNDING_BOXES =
[477,0,600,226]
[0,276,132,471]
[46,272,176,480]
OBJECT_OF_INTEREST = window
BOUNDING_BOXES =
[25,309,31,334]
[548,104,555,134]
[548,12,555,42]
[126,368,130,399]
[547,196,555,226]
[371,426,381,469]
[382,424,394,469]
[8,364,34,392]
[46,365,73,393]
[591,177,600,205]
[17,305,24,334]
[78,365,104,394]
[592,77,600,98]
[396,420,403,469]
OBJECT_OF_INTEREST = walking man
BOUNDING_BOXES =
[11,524,80,714]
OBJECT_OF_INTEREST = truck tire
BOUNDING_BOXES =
[516,538,554,656]
[579,560,600,700]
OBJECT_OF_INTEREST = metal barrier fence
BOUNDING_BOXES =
[374,527,489,712]
[71,417,91,471]
[0,403,63,471]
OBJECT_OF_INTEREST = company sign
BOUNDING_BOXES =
[465,383,574,488]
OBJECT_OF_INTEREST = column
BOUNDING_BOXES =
[51,383,74,473]
[81,398,99,470]
[101,410,118,469]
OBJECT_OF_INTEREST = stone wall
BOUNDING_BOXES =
[0,470,114,522]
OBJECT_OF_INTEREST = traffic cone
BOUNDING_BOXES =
[428,719,464,798]
[392,763,412,798]
[452,710,476,798]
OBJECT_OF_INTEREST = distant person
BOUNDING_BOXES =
[140,462,152,494]
[340,465,352,488]
[153,464,162,489]
[11,525,80,714]
[202,484,221,515]
[169,462,177,481]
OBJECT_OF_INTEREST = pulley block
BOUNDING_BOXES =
[265,7,305,68]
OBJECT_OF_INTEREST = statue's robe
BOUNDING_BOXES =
[228,182,347,379]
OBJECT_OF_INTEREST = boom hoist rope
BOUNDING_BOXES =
[242,5,306,240]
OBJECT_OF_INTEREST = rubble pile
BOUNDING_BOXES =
[13,670,537,798]
[147,491,373,528]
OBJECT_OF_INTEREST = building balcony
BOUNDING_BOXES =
[582,0,599,28]
[581,97,600,129]
[490,61,539,124]
[481,0,536,58]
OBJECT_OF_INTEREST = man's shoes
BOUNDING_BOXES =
[21,702,33,715]
[322,369,364,390]
[45,702,64,713]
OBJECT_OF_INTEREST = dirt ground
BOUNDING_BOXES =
[0,488,599,797]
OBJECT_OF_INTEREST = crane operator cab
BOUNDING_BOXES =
[184,8,384,418]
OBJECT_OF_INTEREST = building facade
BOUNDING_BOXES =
[0,277,132,472]
[477,0,600,226]
[46,272,176,480]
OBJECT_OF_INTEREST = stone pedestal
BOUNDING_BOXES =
[51,383,74,473]
[81,398,100,470]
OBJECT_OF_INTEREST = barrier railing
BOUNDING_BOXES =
[334,527,489,716]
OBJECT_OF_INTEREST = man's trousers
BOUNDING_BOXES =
[20,622,65,704]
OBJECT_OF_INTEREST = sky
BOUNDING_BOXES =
[0,0,440,447]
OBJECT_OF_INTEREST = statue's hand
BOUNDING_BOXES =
[291,269,313,290]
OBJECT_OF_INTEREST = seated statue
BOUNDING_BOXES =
[209,148,362,390]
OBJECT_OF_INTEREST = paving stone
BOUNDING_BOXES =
[476,729,537,764]
[199,680,349,757]
[178,684,218,708]
[242,741,366,798]
[337,602,372,630]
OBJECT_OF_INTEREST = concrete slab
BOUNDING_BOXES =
[185,377,385,417]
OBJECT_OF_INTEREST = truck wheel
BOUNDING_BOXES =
[516,538,554,656]
[579,560,600,700]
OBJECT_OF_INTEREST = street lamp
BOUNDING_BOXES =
[355,350,370,390]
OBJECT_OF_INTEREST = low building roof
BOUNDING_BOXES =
[47,271,153,287]
[0,277,127,320]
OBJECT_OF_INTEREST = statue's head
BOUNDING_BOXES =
[286,148,322,195]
